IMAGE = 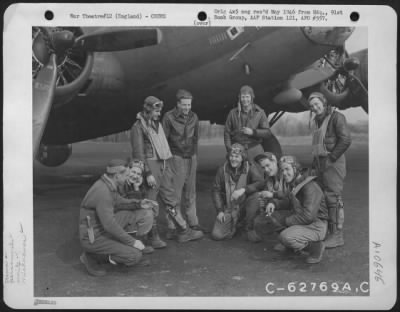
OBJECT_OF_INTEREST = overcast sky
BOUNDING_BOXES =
[346,27,368,54]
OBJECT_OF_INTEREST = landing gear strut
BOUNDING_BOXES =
[263,112,284,160]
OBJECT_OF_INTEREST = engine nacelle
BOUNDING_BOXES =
[53,51,94,108]
[36,144,72,167]
[319,81,350,107]
[32,27,94,109]
[320,49,368,111]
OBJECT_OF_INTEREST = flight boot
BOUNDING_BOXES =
[325,199,345,248]
[324,230,344,249]
[165,205,188,241]
[166,228,177,240]
[304,241,325,264]
[80,252,107,277]
[246,229,262,243]
[177,227,204,243]
[190,224,210,233]
[109,255,151,269]
[134,234,155,254]
[148,225,167,249]
[141,246,155,254]
[273,242,288,252]
[137,258,151,267]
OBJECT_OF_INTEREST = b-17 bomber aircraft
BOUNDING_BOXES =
[32,26,368,166]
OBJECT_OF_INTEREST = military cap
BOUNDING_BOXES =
[106,159,128,174]
[176,89,193,100]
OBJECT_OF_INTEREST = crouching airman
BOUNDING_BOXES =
[263,156,329,264]
[211,143,263,241]
[79,159,153,276]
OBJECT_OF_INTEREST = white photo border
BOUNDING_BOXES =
[3,3,397,310]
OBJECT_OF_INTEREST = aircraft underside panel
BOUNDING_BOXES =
[40,27,358,145]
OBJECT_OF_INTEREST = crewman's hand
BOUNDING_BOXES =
[133,239,145,251]
[319,156,335,172]
[327,155,335,165]
[241,127,254,136]
[265,202,276,216]
[146,175,157,188]
[217,211,226,223]
[231,188,245,201]
[126,177,133,186]
[140,199,153,210]
[260,190,273,199]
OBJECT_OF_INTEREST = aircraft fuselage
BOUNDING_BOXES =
[42,27,351,144]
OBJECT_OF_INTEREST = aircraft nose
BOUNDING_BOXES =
[301,27,355,46]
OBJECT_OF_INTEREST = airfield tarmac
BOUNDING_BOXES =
[33,136,369,297]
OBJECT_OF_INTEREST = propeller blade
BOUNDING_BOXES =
[32,30,50,65]
[290,66,336,90]
[33,54,57,158]
[74,28,162,52]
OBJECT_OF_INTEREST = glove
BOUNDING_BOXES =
[133,239,145,251]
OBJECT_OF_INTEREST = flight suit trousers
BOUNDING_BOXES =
[278,218,328,252]
[146,159,188,229]
[317,155,346,232]
[211,212,237,240]
[211,193,259,240]
[80,209,153,266]
[166,155,198,229]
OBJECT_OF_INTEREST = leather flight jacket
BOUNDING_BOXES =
[314,110,352,161]
[162,108,199,158]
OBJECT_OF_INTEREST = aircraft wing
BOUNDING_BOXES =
[271,48,368,115]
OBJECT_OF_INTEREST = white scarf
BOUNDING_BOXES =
[137,113,172,160]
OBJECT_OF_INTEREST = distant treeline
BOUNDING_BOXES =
[93,121,224,142]
[272,115,368,136]
[93,118,368,142]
